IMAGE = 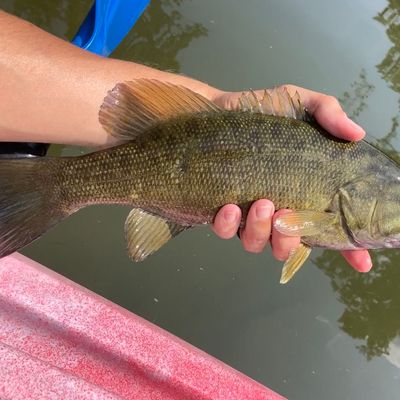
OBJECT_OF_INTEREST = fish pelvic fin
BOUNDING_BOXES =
[99,79,221,142]
[0,157,71,258]
[280,243,312,284]
[238,86,313,121]
[125,208,189,261]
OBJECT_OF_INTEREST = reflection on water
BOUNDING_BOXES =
[339,69,374,120]
[374,100,400,164]
[374,1,400,164]
[316,1,400,362]
[112,0,207,72]
[385,337,400,368]
[375,1,400,93]
[0,0,91,39]
[315,250,400,360]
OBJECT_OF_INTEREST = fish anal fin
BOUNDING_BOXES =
[99,79,221,141]
[238,86,308,120]
[274,210,337,237]
[125,208,189,262]
[280,243,312,284]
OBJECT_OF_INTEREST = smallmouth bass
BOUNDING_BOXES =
[1,79,399,283]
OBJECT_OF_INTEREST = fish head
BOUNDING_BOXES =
[369,195,400,248]
[339,174,400,249]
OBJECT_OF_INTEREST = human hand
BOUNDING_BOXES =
[211,85,372,273]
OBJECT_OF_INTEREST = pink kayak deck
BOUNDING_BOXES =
[0,253,285,400]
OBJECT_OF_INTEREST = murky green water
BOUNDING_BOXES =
[2,0,400,398]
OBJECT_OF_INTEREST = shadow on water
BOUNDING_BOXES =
[112,0,208,72]
[316,1,400,362]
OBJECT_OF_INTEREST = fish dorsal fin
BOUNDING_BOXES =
[99,79,221,141]
[125,208,189,262]
[280,243,312,284]
[238,87,310,120]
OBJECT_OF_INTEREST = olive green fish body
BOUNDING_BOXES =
[59,110,397,250]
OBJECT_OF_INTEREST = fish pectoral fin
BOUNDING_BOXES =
[99,79,221,141]
[238,87,312,121]
[125,208,189,262]
[280,243,312,284]
[274,210,338,236]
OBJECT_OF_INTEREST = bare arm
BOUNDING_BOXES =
[0,10,221,146]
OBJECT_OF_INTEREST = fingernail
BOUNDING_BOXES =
[363,256,373,272]
[356,254,372,273]
[255,204,273,219]
[346,116,365,137]
[224,210,237,224]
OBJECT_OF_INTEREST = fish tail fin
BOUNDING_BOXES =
[0,157,71,258]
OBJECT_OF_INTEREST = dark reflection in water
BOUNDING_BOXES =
[0,0,91,39]
[374,0,400,164]
[339,69,375,120]
[375,1,400,93]
[112,0,207,72]
[315,250,400,360]
[374,100,400,164]
[316,1,400,362]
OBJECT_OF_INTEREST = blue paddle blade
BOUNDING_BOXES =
[72,0,150,56]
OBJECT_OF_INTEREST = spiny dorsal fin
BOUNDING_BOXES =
[99,79,221,141]
[238,87,310,120]
[125,208,189,262]
[280,243,312,284]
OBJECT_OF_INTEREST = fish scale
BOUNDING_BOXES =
[53,112,364,225]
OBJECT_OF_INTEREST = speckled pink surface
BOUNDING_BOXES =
[0,253,285,400]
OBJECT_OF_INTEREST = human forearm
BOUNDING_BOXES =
[0,10,220,146]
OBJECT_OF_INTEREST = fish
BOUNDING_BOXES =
[1,79,400,284]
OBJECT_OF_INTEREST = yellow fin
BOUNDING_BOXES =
[238,87,308,120]
[274,210,337,237]
[125,208,188,261]
[280,243,312,284]
[99,79,221,141]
